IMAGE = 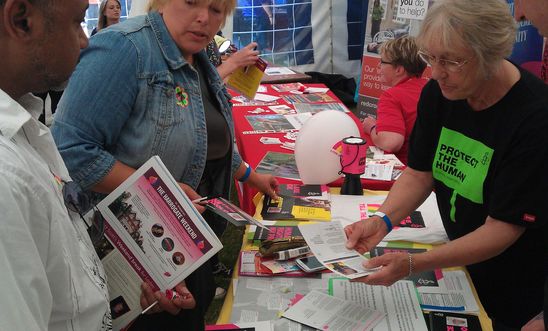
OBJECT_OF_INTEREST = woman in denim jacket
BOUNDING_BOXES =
[51,0,278,329]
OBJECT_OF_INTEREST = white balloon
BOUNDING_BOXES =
[295,110,361,184]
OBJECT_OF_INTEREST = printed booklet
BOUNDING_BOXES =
[261,184,331,221]
[203,197,268,229]
[87,156,222,330]
[227,57,268,100]
[255,151,300,180]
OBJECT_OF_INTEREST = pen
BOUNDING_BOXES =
[141,300,159,315]
[141,289,185,315]
[191,195,220,204]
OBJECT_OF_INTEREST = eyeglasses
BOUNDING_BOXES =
[380,59,394,65]
[63,180,105,245]
[418,50,469,73]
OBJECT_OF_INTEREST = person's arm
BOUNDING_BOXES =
[52,31,138,191]
[362,116,405,153]
[216,42,259,80]
[521,312,545,331]
[361,216,525,286]
[0,171,53,330]
[345,167,433,254]
[364,88,408,153]
[234,161,279,199]
[93,160,204,212]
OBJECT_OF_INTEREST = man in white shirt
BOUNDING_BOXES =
[0,0,111,329]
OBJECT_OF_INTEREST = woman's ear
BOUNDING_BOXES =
[395,63,406,76]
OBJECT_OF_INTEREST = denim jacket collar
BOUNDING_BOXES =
[148,11,188,70]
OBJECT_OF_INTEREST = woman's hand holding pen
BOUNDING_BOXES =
[178,182,206,213]
[139,281,195,315]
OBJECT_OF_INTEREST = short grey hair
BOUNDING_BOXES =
[417,0,516,78]
[380,36,426,77]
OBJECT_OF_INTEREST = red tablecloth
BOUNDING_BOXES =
[230,84,395,215]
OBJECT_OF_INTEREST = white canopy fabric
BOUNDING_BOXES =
[129,0,363,80]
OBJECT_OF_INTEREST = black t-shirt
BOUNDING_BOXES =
[195,59,231,161]
[408,66,548,328]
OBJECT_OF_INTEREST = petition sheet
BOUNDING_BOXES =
[282,290,385,331]
[298,221,378,279]
[330,279,428,331]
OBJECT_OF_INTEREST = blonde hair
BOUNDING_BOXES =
[97,0,121,31]
[380,36,426,77]
[417,0,516,78]
[147,0,236,17]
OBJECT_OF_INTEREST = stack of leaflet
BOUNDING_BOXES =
[361,146,405,181]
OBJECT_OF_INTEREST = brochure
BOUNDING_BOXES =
[89,156,222,330]
[252,224,302,241]
[428,312,482,331]
[203,197,269,230]
[227,57,267,100]
[369,247,439,288]
[283,113,313,130]
[265,67,296,76]
[277,184,330,198]
[282,93,335,104]
[281,290,385,331]
[271,82,306,92]
[361,149,405,181]
[293,102,349,114]
[245,114,295,132]
[298,221,379,279]
[329,192,449,244]
[255,151,300,180]
[238,250,313,277]
[417,270,479,313]
[261,185,331,221]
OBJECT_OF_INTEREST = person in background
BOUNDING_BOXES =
[514,0,548,37]
[370,0,384,41]
[345,0,547,330]
[91,0,121,36]
[513,2,548,331]
[0,0,113,328]
[217,42,260,80]
[206,36,260,81]
[514,0,548,83]
[51,0,278,329]
[361,36,427,164]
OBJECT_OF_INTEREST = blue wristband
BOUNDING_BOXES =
[372,211,392,233]
[238,163,252,182]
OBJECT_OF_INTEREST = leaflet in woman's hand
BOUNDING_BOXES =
[298,221,380,279]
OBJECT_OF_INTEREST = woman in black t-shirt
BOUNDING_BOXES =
[344,0,548,330]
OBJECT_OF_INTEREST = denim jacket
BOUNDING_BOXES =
[52,12,242,190]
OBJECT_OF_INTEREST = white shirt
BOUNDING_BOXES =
[0,90,111,330]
